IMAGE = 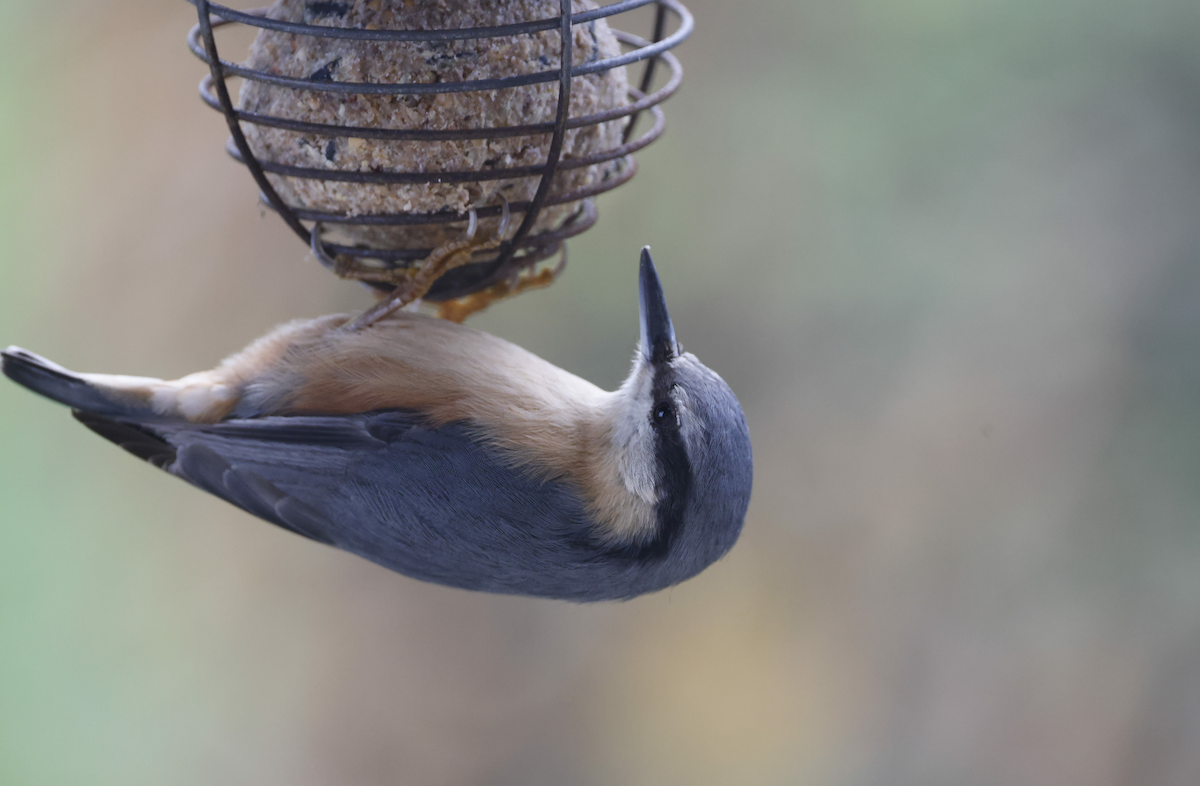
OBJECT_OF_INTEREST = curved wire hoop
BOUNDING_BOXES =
[186,0,691,300]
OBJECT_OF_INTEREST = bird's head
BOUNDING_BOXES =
[595,249,753,587]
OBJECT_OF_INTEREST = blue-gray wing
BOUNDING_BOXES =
[73,409,607,596]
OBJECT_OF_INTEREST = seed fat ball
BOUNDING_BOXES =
[239,0,630,251]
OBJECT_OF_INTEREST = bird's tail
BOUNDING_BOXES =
[2,346,159,419]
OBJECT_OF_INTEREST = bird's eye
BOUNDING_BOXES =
[653,400,676,427]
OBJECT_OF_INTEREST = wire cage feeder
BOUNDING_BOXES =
[185,0,692,303]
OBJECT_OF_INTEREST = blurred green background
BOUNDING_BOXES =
[3,0,1200,783]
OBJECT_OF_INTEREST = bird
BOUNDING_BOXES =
[2,249,752,601]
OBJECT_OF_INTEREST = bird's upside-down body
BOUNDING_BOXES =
[1,251,752,601]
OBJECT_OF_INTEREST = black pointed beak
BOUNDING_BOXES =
[639,247,678,364]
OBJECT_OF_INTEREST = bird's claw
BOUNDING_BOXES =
[346,202,512,331]
[312,224,409,285]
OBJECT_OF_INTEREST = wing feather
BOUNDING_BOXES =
[74,409,621,598]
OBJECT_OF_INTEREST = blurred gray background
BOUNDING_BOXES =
[2,0,1200,784]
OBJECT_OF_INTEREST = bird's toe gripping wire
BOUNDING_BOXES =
[322,201,512,331]
[310,224,391,284]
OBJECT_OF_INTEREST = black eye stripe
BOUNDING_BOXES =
[612,367,690,561]
[651,380,681,428]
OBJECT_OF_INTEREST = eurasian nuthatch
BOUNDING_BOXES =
[2,250,752,600]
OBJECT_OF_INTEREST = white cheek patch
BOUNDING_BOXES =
[609,360,660,505]
[617,424,658,504]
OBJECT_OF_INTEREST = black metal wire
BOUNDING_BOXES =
[623,1,669,144]
[187,0,658,41]
[196,0,310,244]
[187,0,691,301]
[491,0,574,279]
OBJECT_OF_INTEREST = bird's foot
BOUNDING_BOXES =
[436,244,567,323]
[345,202,512,331]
